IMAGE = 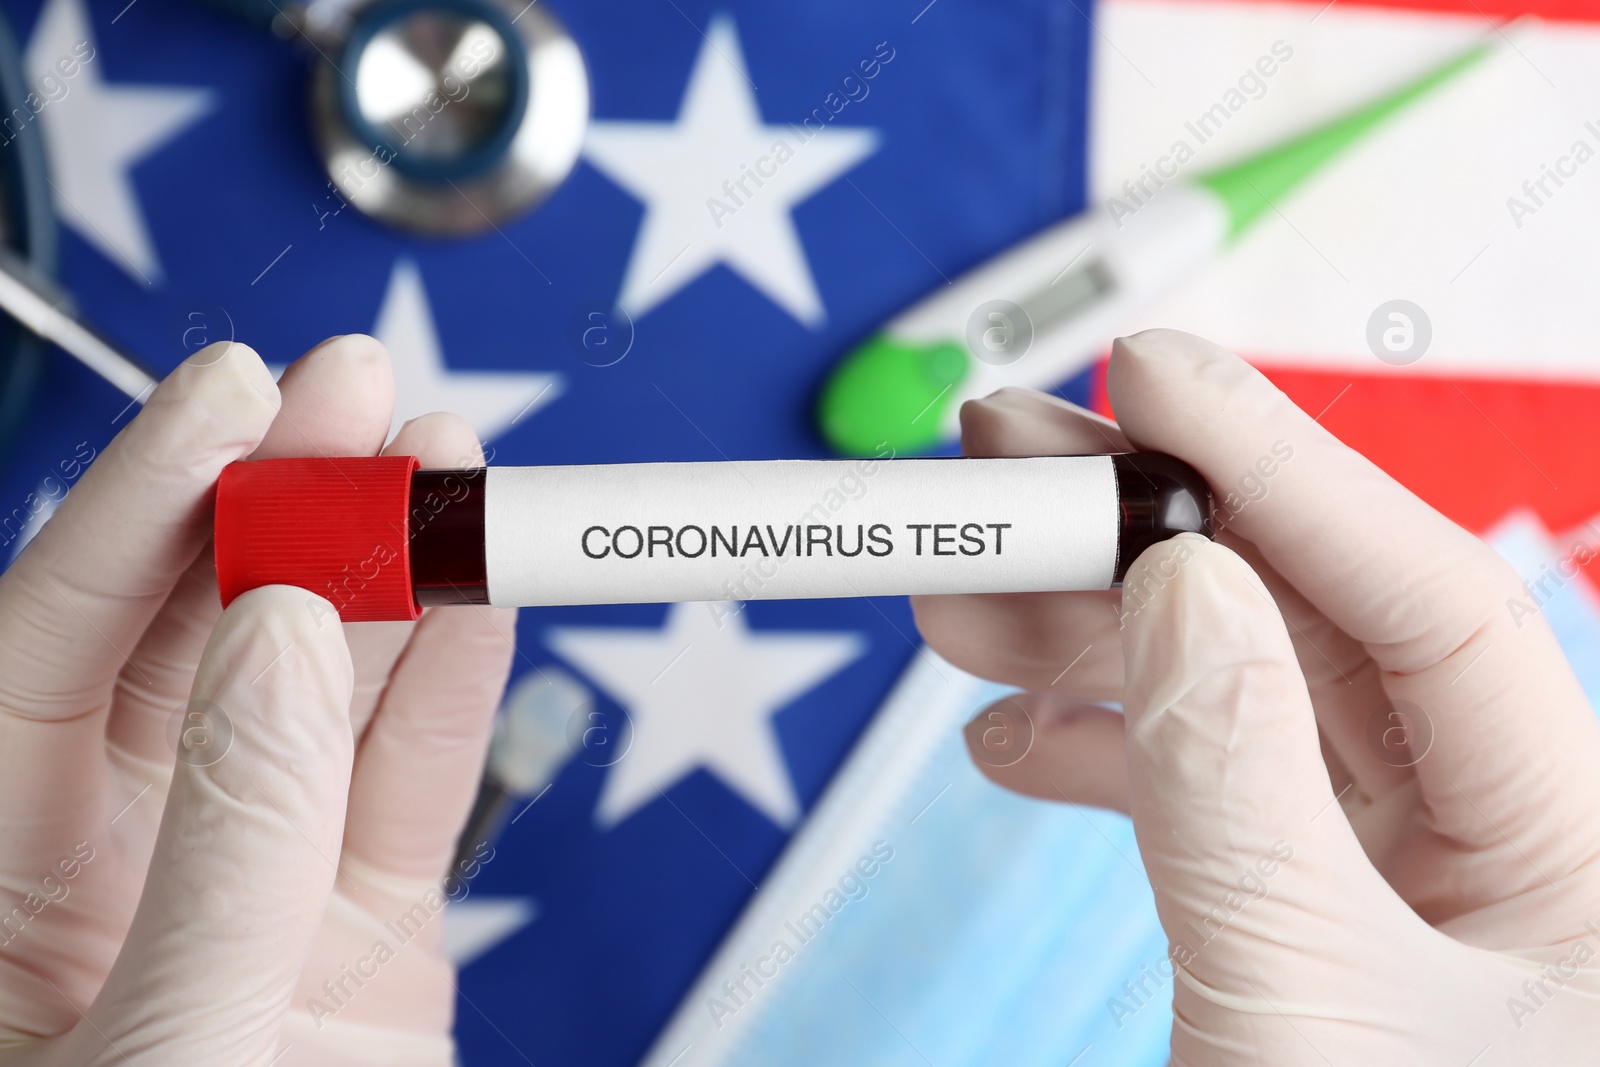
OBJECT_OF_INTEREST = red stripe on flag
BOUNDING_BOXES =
[1096,357,1600,537]
[1157,0,1600,25]
[1257,365,1600,536]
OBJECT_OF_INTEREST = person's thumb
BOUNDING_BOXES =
[1118,535,1458,1060]
[71,585,355,1066]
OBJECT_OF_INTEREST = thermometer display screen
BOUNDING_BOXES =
[1019,256,1116,330]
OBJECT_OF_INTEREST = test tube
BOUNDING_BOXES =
[213,453,1212,622]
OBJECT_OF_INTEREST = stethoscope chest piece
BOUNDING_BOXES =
[312,0,588,235]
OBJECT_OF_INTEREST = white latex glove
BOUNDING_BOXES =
[915,330,1600,1064]
[0,336,516,1065]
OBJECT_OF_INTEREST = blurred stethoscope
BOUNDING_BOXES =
[0,0,589,448]
[222,0,589,235]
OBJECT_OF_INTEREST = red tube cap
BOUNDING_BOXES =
[215,456,421,622]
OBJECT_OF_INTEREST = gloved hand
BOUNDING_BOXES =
[0,336,516,1065]
[915,330,1600,1064]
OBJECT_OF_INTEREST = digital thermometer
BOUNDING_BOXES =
[816,39,1493,457]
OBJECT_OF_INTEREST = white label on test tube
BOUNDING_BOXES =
[483,456,1119,607]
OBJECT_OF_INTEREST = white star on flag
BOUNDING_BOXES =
[442,897,536,968]
[583,15,879,326]
[548,602,864,828]
[26,0,213,285]
[372,259,562,444]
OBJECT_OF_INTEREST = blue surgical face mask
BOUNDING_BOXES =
[728,728,1173,1067]
[643,511,1600,1067]
[640,660,1174,1067]
[1487,511,1600,712]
